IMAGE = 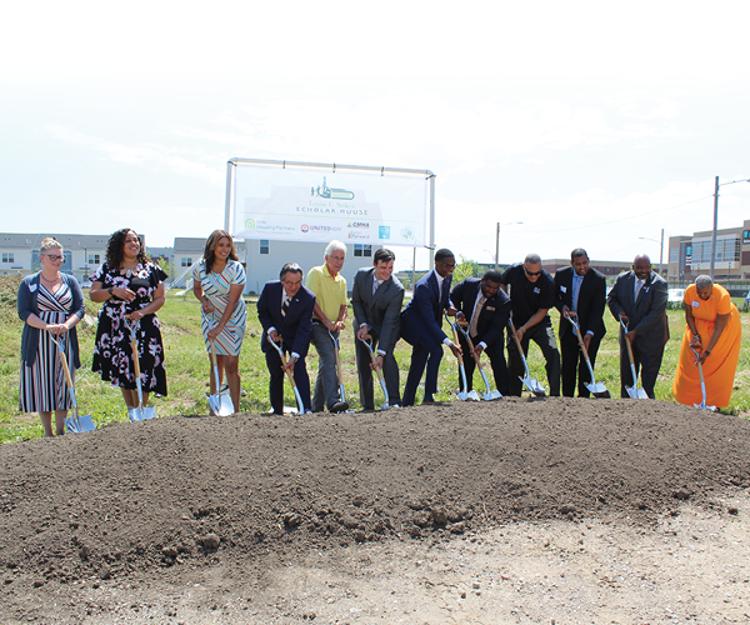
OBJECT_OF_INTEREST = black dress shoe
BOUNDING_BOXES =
[330,400,349,413]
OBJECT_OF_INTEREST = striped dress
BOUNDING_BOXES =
[19,283,75,412]
[193,259,247,356]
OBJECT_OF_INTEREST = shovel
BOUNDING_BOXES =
[455,322,502,400]
[566,315,610,398]
[329,331,350,410]
[54,335,96,434]
[691,348,716,411]
[619,318,648,399]
[126,319,157,421]
[507,318,546,397]
[267,335,307,415]
[208,341,235,416]
[445,314,480,401]
[358,337,391,410]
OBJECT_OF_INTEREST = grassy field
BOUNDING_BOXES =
[2,276,750,443]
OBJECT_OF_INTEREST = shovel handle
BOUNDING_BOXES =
[330,333,345,385]
[55,338,75,389]
[130,339,142,379]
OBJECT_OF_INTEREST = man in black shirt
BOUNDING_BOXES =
[501,253,561,396]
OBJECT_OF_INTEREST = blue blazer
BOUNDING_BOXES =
[17,272,85,367]
[400,270,451,346]
[257,281,315,358]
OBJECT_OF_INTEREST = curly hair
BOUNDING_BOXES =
[105,228,149,268]
[203,230,238,273]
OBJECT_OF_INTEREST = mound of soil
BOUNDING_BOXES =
[1,398,749,623]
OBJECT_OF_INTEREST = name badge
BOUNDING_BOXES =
[691,300,700,308]
[486,306,496,311]
[29,283,38,292]
[533,287,541,294]
[560,285,567,293]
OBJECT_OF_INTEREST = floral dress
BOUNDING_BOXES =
[193,259,247,356]
[91,262,168,395]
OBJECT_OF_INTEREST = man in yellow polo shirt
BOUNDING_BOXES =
[306,240,349,412]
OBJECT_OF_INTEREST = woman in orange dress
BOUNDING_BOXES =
[673,275,741,408]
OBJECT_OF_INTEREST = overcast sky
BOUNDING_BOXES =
[2,1,749,270]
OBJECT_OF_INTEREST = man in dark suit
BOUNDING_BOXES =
[607,254,669,399]
[400,248,462,406]
[257,263,315,414]
[553,248,607,397]
[351,248,405,410]
[501,253,561,396]
[450,270,512,394]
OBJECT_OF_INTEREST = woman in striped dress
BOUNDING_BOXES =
[17,238,85,437]
[193,230,247,414]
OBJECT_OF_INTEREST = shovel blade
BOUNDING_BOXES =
[466,390,481,401]
[693,402,717,412]
[129,406,157,421]
[522,375,546,397]
[626,385,648,399]
[65,414,96,433]
[585,382,611,398]
[482,390,503,401]
[209,392,234,416]
[456,390,471,401]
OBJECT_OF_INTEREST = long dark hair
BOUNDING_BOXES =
[106,228,149,268]
[203,230,238,273]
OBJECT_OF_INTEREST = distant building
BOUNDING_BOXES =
[668,220,750,283]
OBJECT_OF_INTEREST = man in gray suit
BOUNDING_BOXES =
[351,248,405,409]
[607,254,669,398]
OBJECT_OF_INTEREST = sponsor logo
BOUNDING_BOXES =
[400,227,414,241]
[378,225,391,240]
[348,221,369,229]
[302,224,342,234]
[300,224,310,233]
[347,231,370,241]
[244,218,257,230]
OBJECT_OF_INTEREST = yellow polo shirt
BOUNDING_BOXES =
[306,263,348,322]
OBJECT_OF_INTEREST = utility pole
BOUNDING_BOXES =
[494,222,500,271]
[710,175,719,278]
[659,228,664,274]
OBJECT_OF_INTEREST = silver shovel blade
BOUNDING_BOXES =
[209,392,234,416]
[626,385,648,399]
[466,389,481,401]
[693,402,717,412]
[585,381,611,397]
[456,390,471,401]
[522,375,546,396]
[129,406,157,421]
[482,390,503,401]
[65,414,96,433]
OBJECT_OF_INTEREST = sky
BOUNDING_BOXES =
[2,1,750,271]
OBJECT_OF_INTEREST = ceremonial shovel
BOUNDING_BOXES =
[329,331,350,409]
[208,341,234,416]
[267,335,307,415]
[445,314,480,401]
[619,319,648,399]
[454,321,502,400]
[358,337,391,410]
[507,318,546,397]
[54,335,96,433]
[126,320,157,421]
[565,315,610,398]
[691,347,716,411]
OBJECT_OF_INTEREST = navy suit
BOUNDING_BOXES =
[450,278,512,394]
[400,270,452,405]
[257,281,315,414]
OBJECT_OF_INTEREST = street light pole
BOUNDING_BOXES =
[710,175,719,279]
[495,221,523,271]
[659,227,664,275]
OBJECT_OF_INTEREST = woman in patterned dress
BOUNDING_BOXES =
[89,228,168,414]
[17,238,85,437]
[193,230,247,414]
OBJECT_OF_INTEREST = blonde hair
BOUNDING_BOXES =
[40,237,63,254]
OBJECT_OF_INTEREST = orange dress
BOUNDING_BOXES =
[672,283,741,408]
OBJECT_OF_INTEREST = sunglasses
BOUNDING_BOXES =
[524,268,542,276]
[45,254,64,261]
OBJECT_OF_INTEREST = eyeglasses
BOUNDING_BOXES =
[524,268,542,276]
[44,254,64,261]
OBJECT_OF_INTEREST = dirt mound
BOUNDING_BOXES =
[1,398,749,622]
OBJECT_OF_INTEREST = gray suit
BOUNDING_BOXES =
[351,267,405,409]
[607,270,669,398]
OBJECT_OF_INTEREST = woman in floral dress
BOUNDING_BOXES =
[90,228,167,412]
[193,229,247,414]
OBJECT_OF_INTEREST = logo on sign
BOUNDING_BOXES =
[300,224,310,233]
[378,225,391,240]
[245,218,256,230]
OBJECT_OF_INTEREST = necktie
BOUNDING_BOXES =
[372,278,381,295]
[469,296,486,337]
[281,297,290,317]
[634,279,644,302]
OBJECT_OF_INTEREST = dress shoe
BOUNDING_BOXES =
[329,400,349,413]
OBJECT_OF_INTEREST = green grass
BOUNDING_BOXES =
[2,278,750,443]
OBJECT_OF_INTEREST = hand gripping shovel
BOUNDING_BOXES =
[445,314,480,401]
[358,337,391,410]
[566,315,610,398]
[507,318,546,397]
[454,322,502,400]
[54,335,96,433]
[267,335,307,415]
[126,320,157,421]
[691,348,716,411]
[329,331,350,411]
[619,319,648,399]
[208,342,235,416]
